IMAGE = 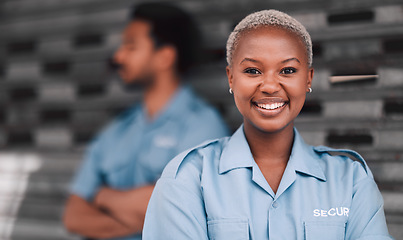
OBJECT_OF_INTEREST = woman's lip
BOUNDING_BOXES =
[253,98,287,104]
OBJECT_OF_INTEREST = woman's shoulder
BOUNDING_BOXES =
[312,145,373,180]
[160,137,230,180]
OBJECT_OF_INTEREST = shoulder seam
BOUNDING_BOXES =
[314,146,369,174]
[162,138,222,179]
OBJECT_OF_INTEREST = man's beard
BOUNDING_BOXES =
[112,68,155,92]
[120,75,155,92]
[110,60,154,92]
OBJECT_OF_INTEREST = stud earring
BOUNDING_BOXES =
[229,88,233,94]
[308,87,312,93]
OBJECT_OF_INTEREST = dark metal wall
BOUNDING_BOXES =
[0,0,402,239]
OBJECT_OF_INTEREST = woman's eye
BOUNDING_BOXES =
[280,67,297,74]
[244,68,261,75]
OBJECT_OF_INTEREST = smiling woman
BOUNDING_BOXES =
[142,10,393,240]
[227,26,313,140]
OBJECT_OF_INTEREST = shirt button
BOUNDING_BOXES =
[272,201,279,208]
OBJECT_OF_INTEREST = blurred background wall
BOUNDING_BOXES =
[0,0,402,239]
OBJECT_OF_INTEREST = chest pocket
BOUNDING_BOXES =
[207,218,249,240]
[304,221,345,240]
[103,161,135,189]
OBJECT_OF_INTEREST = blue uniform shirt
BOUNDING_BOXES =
[70,86,229,240]
[143,125,393,240]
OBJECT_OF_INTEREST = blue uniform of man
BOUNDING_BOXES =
[63,3,229,239]
[143,126,393,239]
[71,86,228,240]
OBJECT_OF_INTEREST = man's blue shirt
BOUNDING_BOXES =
[70,86,229,240]
[143,125,393,240]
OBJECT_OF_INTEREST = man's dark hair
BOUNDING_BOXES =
[131,2,202,74]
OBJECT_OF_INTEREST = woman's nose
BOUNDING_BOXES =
[259,74,281,94]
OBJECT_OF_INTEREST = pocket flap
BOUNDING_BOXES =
[305,221,346,240]
[208,218,249,240]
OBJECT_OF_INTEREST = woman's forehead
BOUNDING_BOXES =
[234,27,307,58]
[238,26,303,45]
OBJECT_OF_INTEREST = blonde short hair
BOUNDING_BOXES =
[226,9,312,67]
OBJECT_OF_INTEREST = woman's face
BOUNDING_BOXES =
[227,26,313,134]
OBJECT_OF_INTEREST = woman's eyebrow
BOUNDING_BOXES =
[240,57,301,65]
[240,58,259,64]
[281,57,300,64]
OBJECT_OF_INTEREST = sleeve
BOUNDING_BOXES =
[346,176,394,240]
[70,138,104,201]
[142,178,208,240]
[142,149,209,240]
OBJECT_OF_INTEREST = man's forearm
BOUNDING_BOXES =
[63,195,135,239]
[95,185,154,232]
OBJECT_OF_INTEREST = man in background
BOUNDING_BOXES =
[63,2,229,239]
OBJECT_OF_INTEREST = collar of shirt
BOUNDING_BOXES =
[219,125,326,198]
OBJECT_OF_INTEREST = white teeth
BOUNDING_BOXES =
[257,102,285,110]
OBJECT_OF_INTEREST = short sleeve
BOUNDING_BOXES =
[70,139,103,201]
[142,151,209,240]
[346,176,394,239]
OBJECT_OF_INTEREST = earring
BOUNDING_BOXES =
[229,88,233,94]
[308,87,312,93]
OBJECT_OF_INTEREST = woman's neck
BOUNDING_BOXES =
[244,122,295,193]
[244,123,294,163]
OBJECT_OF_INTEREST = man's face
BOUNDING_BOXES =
[113,20,157,87]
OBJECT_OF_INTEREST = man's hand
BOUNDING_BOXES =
[94,185,154,233]
[63,194,133,239]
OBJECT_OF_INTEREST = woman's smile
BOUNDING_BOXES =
[252,98,288,117]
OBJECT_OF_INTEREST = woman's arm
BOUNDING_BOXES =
[346,177,393,239]
[142,178,209,240]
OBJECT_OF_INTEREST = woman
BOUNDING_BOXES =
[142,10,393,239]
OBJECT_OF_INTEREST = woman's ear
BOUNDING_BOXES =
[226,66,233,90]
[307,67,314,88]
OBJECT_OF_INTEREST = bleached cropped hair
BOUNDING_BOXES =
[226,9,313,67]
